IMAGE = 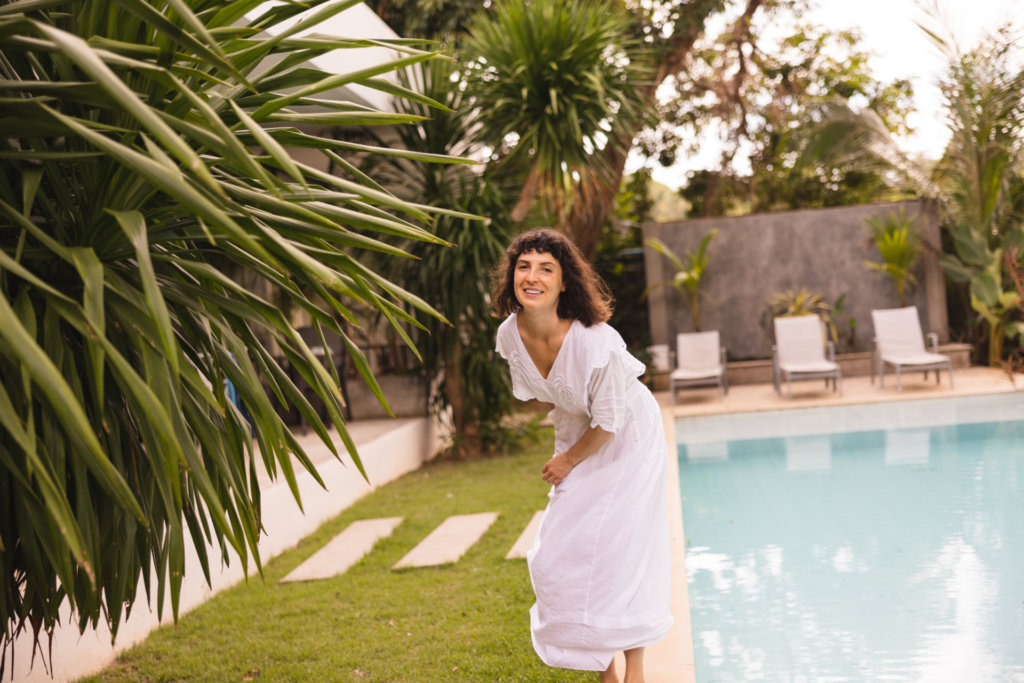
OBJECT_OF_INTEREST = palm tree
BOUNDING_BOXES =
[460,0,651,236]
[0,0,462,664]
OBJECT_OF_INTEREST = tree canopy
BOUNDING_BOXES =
[371,0,920,250]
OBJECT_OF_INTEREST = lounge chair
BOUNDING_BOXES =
[871,306,953,391]
[669,331,728,403]
[772,315,842,398]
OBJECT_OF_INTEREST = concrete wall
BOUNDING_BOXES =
[642,200,948,361]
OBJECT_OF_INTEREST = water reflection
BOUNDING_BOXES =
[785,435,831,471]
[885,428,931,466]
[679,417,1024,681]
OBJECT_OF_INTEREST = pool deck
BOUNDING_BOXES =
[646,366,1022,683]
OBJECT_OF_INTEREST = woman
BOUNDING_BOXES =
[493,228,672,683]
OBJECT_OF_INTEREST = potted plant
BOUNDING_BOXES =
[644,228,717,331]
[864,207,923,306]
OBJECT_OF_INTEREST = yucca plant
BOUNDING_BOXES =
[863,207,923,306]
[643,229,717,331]
[461,0,651,230]
[0,0,472,669]
[358,57,516,454]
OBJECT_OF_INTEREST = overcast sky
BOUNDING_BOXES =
[647,0,1024,189]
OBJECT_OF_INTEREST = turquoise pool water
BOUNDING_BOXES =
[676,394,1024,682]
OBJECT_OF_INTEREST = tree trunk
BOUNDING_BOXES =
[511,161,543,223]
[989,322,1005,367]
[565,145,629,261]
[564,0,765,260]
[443,333,482,455]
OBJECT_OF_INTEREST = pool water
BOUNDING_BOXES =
[676,394,1024,682]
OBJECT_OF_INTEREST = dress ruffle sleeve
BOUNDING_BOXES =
[586,327,646,433]
[495,314,536,402]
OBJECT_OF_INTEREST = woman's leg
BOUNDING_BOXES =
[623,647,645,683]
[599,656,619,683]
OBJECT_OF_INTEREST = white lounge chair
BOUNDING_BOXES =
[772,315,842,398]
[871,306,953,391]
[669,331,727,403]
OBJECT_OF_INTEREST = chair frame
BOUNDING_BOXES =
[872,331,954,392]
[771,316,842,398]
[669,331,728,403]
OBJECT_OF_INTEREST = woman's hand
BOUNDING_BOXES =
[542,452,575,486]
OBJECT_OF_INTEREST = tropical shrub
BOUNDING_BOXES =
[863,207,923,306]
[461,0,652,232]
[644,229,717,331]
[359,58,517,454]
[0,0,460,668]
[804,21,1024,365]
[768,288,838,343]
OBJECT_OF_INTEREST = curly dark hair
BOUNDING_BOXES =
[491,228,613,326]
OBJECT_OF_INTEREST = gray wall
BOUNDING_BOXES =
[642,200,948,361]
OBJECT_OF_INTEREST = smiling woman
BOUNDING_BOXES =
[491,229,673,683]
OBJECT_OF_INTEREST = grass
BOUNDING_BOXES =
[79,430,596,682]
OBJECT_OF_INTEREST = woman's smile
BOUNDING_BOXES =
[514,251,564,310]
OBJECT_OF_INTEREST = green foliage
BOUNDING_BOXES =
[644,229,717,331]
[615,169,656,225]
[366,0,484,40]
[0,0,458,665]
[663,2,916,216]
[768,289,838,343]
[1002,248,1024,383]
[595,224,651,352]
[359,58,517,454]
[805,19,1024,365]
[933,29,1024,365]
[462,0,652,226]
[863,207,923,306]
[82,432,592,682]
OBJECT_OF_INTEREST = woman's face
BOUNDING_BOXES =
[513,250,565,313]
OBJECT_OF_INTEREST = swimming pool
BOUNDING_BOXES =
[676,394,1024,681]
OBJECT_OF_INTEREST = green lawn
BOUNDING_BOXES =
[80,430,595,682]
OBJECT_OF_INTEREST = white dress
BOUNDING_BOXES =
[496,313,673,671]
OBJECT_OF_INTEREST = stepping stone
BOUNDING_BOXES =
[282,517,403,582]
[393,512,498,569]
[506,510,545,559]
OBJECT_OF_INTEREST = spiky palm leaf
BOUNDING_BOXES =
[643,229,717,331]
[0,0,465,665]
[356,57,516,452]
[864,207,923,306]
[461,0,652,227]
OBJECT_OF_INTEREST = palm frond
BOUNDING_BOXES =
[0,0,454,667]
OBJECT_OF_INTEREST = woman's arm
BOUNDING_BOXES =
[541,425,614,486]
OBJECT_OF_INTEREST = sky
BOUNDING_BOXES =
[646,0,1024,190]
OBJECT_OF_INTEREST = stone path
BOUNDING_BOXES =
[284,511,542,581]
[506,510,544,560]
[282,517,403,582]
[394,512,499,569]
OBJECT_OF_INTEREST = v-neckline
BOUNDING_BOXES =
[515,313,573,381]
